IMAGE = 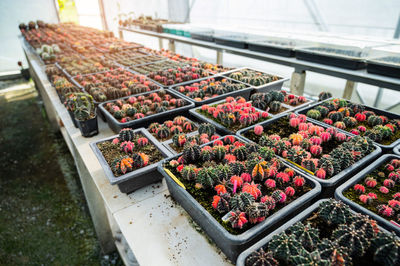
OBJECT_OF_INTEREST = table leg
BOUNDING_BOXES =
[290,70,306,96]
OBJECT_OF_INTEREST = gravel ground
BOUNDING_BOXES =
[0,79,122,265]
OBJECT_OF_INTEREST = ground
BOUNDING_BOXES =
[0,79,121,265]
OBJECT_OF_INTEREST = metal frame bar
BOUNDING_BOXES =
[119,27,400,92]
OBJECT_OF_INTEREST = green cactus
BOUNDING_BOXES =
[367,115,383,127]
[371,232,400,266]
[182,165,197,181]
[182,143,201,162]
[268,232,303,262]
[230,192,255,211]
[233,146,247,161]
[332,224,370,256]
[318,199,353,225]
[196,166,218,188]
[198,123,215,136]
[306,109,321,120]
[269,101,281,113]
[289,222,320,250]
[119,128,135,142]
[292,249,330,266]
[245,248,278,266]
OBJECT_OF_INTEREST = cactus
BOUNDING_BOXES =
[182,165,197,180]
[212,193,231,213]
[230,192,255,211]
[200,146,214,161]
[229,161,246,176]
[328,111,343,123]
[198,123,215,136]
[306,109,321,120]
[245,202,268,224]
[156,125,170,139]
[269,101,281,113]
[351,213,378,239]
[119,128,135,142]
[368,115,384,127]
[270,91,285,102]
[182,143,201,162]
[292,249,330,266]
[213,145,227,161]
[233,146,247,161]
[216,164,231,181]
[242,182,262,200]
[245,248,278,266]
[318,91,332,101]
[318,199,353,225]
[120,141,135,154]
[112,156,134,175]
[371,231,400,266]
[343,117,357,128]
[315,105,329,117]
[249,76,266,86]
[289,222,320,250]
[182,121,195,132]
[318,156,335,177]
[332,224,370,256]
[196,167,218,188]
[271,189,286,203]
[301,159,318,173]
[132,152,149,167]
[227,209,248,229]
[317,238,351,264]
[259,147,275,161]
[268,232,302,262]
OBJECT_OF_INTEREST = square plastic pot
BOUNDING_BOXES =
[295,98,400,151]
[335,154,400,236]
[214,36,248,49]
[237,114,382,198]
[188,99,268,136]
[157,135,321,262]
[90,128,173,194]
[395,145,400,155]
[169,75,254,106]
[222,67,289,94]
[99,89,195,133]
[68,109,79,128]
[247,41,295,57]
[367,58,400,78]
[76,115,99,138]
[236,199,397,266]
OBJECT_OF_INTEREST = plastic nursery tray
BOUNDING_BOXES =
[99,89,195,133]
[395,145,400,155]
[128,59,187,76]
[70,70,163,106]
[189,98,267,136]
[335,154,400,235]
[295,47,366,70]
[223,67,289,94]
[237,114,382,197]
[296,98,400,151]
[236,199,397,265]
[157,135,321,262]
[367,57,400,78]
[214,35,249,49]
[247,40,295,57]
[169,75,254,107]
[90,128,173,194]
[191,32,215,42]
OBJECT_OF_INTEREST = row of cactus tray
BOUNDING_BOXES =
[237,199,400,266]
[296,97,400,150]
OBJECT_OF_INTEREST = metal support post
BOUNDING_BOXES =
[290,69,306,96]
[158,38,163,50]
[119,29,124,40]
[343,80,357,100]
[168,40,176,53]
[374,87,384,107]
[216,50,223,65]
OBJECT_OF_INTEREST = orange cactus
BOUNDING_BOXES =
[289,133,303,145]
[252,161,267,180]
[215,184,227,195]
[242,182,262,200]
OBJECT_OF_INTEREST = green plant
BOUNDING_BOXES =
[245,248,278,266]
[318,199,353,225]
[119,128,135,141]
[371,232,400,266]
[332,224,370,256]
[290,222,320,250]
[268,233,302,262]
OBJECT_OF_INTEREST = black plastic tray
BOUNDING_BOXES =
[191,32,215,42]
[169,75,254,106]
[237,114,382,197]
[295,98,400,151]
[222,67,289,94]
[296,48,366,70]
[367,59,400,78]
[214,36,248,49]
[247,42,295,57]
[99,89,195,133]
[335,154,400,236]
[157,135,321,262]
[236,199,398,265]
[395,145,400,155]
[90,128,173,194]
[189,99,267,135]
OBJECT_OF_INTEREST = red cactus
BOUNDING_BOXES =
[241,173,252,183]
[322,118,333,125]
[377,205,394,217]
[285,186,295,197]
[215,184,227,195]
[137,137,149,146]
[309,136,322,146]
[350,129,360,135]
[254,125,264,136]
[379,186,389,194]
[298,123,308,131]
[388,172,400,182]
[228,210,248,229]
[368,192,378,199]
[276,172,290,184]
[289,118,301,128]
[393,192,400,200]
[357,126,366,132]
[335,132,346,142]
[316,168,326,179]
[359,194,373,204]
[383,179,395,188]
[230,175,243,194]
[264,178,276,188]
[310,145,323,156]
[293,176,305,187]
[242,182,262,200]
[365,177,377,188]
[320,132,331,142]
[269,134,281,141]
[388,200,400,211]
[308,125,323,136]
[120,141,135,154]
[112,138,119,144]
[355,113,366,122]
[354,184,365,194]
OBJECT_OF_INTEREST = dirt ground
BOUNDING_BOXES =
[0,80,122,265]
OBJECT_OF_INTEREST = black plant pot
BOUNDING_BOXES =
[76,116,99,137]
[68,110,79,128]
[21,68,30,80]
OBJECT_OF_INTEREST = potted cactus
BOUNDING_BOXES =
[335,154,400,235]
[158,135,320,261]
[237,199,400,266]
[91,127,172,193]
[297,98,400,150]
[238,113,381,196]
[190,96,270,135]
[65,92,98,137]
